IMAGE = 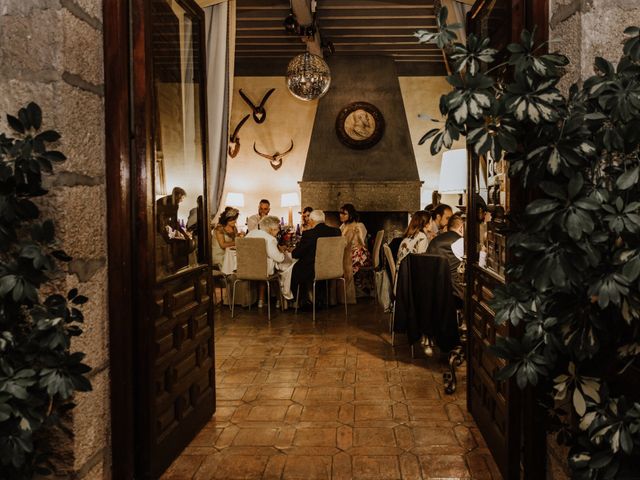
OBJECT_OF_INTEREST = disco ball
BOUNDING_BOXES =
[286,52,331,101]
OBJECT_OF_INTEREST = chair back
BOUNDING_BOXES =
[383,243,396,280]
[315,236,347,281]
[235,237,268,280]
[372,229,385,270]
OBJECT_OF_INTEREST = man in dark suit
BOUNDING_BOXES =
[291,209,341,306]
[426,214,465,300]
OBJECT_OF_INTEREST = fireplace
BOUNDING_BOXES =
[300,55,422,240]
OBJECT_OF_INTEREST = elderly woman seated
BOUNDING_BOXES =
[245,215,287,307]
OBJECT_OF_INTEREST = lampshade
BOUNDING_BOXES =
[438,149,468,193]
[225,192,245,207]
[280,192,300,208]
[286,52,331,101]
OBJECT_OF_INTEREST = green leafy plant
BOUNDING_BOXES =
[0,103,92,478]
[419,8,640,478]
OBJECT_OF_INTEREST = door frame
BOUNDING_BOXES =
[104,0,215,478]
[104,0,136,478]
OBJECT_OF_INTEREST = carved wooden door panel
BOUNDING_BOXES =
[131,0,215,477]
[465,1,547,479]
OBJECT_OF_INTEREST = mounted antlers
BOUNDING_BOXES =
[228,114,250,158]
[239,88,275,124]
[253,140,294,171]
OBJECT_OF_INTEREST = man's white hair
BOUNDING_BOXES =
[309,210,325,223]
[258,215,280,231]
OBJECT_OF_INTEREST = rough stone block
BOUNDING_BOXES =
[51,82,105,178]
[0,10,62,81]
[64,0,102,25]
[61,9,103,86]
[0,0,60,17]
[37,184,107,259]
[0,79,57,130]
[72,367,111,471]
[549,12,582,93]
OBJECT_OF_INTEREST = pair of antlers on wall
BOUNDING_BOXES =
[228,88,294,170]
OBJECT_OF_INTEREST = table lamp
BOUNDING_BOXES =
[280,192,300,227]
[225,192,245,208]
[438,149,468,207]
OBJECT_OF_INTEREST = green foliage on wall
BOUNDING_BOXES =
[0,103,92,478]
[418,9,640,478]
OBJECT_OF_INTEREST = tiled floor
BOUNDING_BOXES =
[162,300,502,480]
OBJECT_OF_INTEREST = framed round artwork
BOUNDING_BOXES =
[335,102,385,149]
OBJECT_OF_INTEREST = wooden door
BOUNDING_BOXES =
[131,0,215,477]
[465,1,548,479]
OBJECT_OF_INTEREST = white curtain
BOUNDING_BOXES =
[204,0,235,217]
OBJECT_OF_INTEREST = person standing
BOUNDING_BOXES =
[339,203,370,302]
[246,199,271,231]
[290,210,341,306]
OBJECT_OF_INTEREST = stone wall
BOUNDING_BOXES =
[547,1,640,478]
[550,0,640,91]
[0,1,110,479]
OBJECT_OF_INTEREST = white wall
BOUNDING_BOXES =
[219,77,317,228]
[399,76,466,209]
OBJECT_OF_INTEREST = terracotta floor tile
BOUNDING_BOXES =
[301,405,341,422]
[355,386,391,401]
[282,455,332,479]
[274,357,307,369]
[256,386,295,400]
[413,427,460,447]
[355,404,394,421]
[246,405,289,422]
[306,386,344,401]
[352,456,401,480]
[293,428,337,447]
[419,454,470,479]
[265,370,300,383]
[211,454,269,479]
[232,427,279,446]
[353,427,397,446]
[163,454,205,479]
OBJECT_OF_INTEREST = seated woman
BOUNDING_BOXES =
[396,210,432,267]
[339,203,371,302]
[212,207,241,269]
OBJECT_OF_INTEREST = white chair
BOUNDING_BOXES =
[295,236,348,324]
[382,243,397,345]
[372,229,385,270]
[231,238,280,321]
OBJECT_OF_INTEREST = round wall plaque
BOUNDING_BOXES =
[335,102,385,149]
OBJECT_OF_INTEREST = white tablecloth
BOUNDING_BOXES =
[221,248,237,275]
[276,253,297,300]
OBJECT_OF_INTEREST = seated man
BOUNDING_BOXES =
[246,215,286,307]
[290,209,341,306]
[426,214,465,300]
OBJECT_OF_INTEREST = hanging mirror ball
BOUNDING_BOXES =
[286,52,331,101]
